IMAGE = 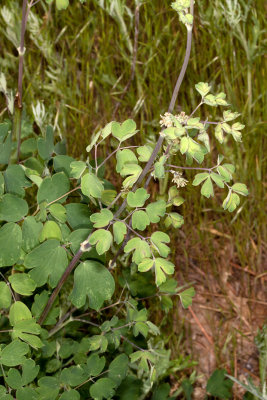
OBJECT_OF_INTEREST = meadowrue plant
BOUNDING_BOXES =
[0,0,248,399]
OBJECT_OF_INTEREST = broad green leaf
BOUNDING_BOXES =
[206,369,233,399]
[138,258,154,273]
[201,177,214,198]
[116,149,138,173]
[198,130,210,151]
[89,229,113,255]
[81,172,104,198]
[12,321,43,349]
[195,82,211,97]
[215,92,228,106]
[37,125,54,160]
[215,123,224,143]
[101,121,113,139]
[48,203,67,223]
[6,359,39,389]
[0,223,22,267]
[113,221,127,244]
[69,262,116,311]
[204,94,217,106]
[108,354,128,385]
[217,164,235,182]
[70,161,86,179]
[65,203,92,230]
[56,0,69,10]
[164,212,184,228]
[101,190,117,206]
[60,366,88,387]
[124,238,151,264]
[0,172,4,195]
[86,354,105,376]
[36,376,60,400]
[211,172,224,188]
[0,123,12,164]
[168,186,185,206]
[0,340,29,367]
[53,155,75,178]
[192,173,209,186]
[31,290,60,325]
[223,110,240,122]
[146,200,166,223]
[154,155,166,179]
[159,278,178,294]
[20,138,37,157]
[9,301,32,325]
[121,164,142,189]
[155,258,175,286]
[111,119,137,142]
[137,145,153,162]
[127,188,150,208]
[222,122,232,134]
[90,378,116,400]
[4,165,31,198]
[59,390,80,400]
[9,274,37,296]
[130,351,155,372]
[0,194,28,222]
[68,229,104,262]
[232,182,248,196]
[222,191,240,212]
[16,387,38,400]
[180,137,189,154]
[24,240,68,287]
[179,287,195,308]
[39,221,62,242]
[90,209,113,228]
[37,172,70,204]
[132,210,150,231]
[22,217,42,252]
[151,231,170,257]
[186,117,204,130]
[0,282,11,308]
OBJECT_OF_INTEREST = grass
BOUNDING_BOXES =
[0,0,266,395]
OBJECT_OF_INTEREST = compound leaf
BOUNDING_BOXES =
[90,209,113,228]
[127,188,150,208]
[89,229,113,255]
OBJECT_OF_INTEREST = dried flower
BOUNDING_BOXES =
[170,170,188,188]
[159,112,173,128]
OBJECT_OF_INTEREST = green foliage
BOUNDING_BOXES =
[0,0,251,398]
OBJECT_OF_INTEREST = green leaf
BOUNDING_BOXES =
[60,366,88,387]
[4,165,31,198]
[101,190,117,206]
[6,359,39,389]
[113,221,127,244]
[195,82,211,97]
[127,188,150,208]
[89,229,113,255]
[24,240,68,287]
[70,161,86,179]
[206,369,233,399]
[31,290,59,325]
[222,122,232,134]
[101,121,113,139]
[215,123,224,143]
[204,94,217,106]
[36,377,60,400]
[59,390,80,400]
[9,274,37,296]
[53,155,75,177]
[0,172,4,195]
[20,138,37,157]
[186,117,204,130]
[132,210,150,231]
[56,0,69,10]
[155,258,175,286]
[151,231,170,258]
[0,340,29,367]
[86,353,105,376]
[124,238,151,264]
[192,172,209,186]
[211,172,224,188]
[223,110,240,122]
[81,172,104,199]
[90,209,113,228]
[111,119,137,142]
[48,203,67,223]
[37,172,70,204]
[201,177,214,198]
[164,212,184,228]
[37,125,54,160]
[70,260,115,309]
[168,186,185,206]
[22,217,43,252]
[222,191,240,212]
[146,200,166,223]
[179,287,195,308]
[39,221,62,242]
[121,164,142,189]
[138,258,154,273]
[0,223,22,267]
[65,203,92,230]
[198,130,210,151]
[116,149,138,173]
[108,354,128,386]
[137,145,153,162]
[9,301,32,325]
[0,194,28,222]
[180,136,189,154]
[90,378,116,400]
[16,387,38,400]
[0,126,12,164]
[217,164,235,182]
[215,92,228,106]
[232,183,248,196]
[154,159,165,179]
[0,282,11,308]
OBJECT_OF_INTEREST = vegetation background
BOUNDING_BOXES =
[0,0,266,397]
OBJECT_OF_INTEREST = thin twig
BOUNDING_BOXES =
[112,4,140,118]
[188,306,214,346]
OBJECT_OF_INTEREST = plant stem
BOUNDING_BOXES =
[38,0,195,326]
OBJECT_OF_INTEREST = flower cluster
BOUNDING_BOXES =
[170,170,188,188]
